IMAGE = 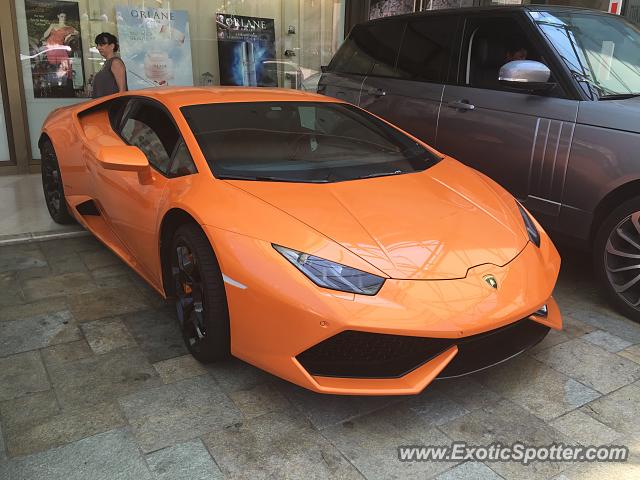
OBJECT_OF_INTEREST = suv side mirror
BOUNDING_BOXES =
[97,145,149,172]
[499,60,555,92]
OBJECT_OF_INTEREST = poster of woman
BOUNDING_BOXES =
[25,0,84,98]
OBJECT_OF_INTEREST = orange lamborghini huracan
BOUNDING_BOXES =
[40,87,561,395]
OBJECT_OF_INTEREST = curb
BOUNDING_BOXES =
[0,228,90,246]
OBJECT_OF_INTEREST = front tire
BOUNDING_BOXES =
[594,197,640,323]
[171,223,230,362]
[40,139,75,224]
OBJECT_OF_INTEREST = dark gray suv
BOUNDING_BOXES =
[319,6,640,322]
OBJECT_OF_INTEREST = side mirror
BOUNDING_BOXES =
[97,145,149,172]
[499,60,555,92]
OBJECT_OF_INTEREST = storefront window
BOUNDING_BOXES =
[16,0,346,159]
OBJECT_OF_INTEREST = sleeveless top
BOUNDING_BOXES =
[92,57,128,98]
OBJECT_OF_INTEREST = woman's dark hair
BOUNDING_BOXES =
[95,32,119,52]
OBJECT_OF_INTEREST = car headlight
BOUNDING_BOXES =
[273,244,385,295]
[517,202,540,247]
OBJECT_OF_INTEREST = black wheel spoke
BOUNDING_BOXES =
[173,242,207,350]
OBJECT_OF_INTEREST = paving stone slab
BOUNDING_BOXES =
[474,354,600,421]
[81,317,137,355]
[40,236,105,257]
[429,376,503,412]
[0,271,25,307]
[322,406,455,480]
[0,428,153,480]
[555,314,597,339]
[0,350,50,401]
[439,399,571,480]
[435,462,504,480]
[119,375,242,453]
[0,390,60,429]
[47,253,88,275]
[68,286,154,322]
[230,383,291,420]
[0,296,67,323]
[153,354,207,384]
[204,410,364,480]
[550,410,621,446]
[560,302,640,344]
[0,310,80,357]
[41,339,94,367]
[618,344,640,364]
[145,439,223,480]
[80,249,122,270]
[533,339,640,394]
[581,330,633,353]
[22,272,97,301]
[47,348,161,408]
[276,382,401,430]
[0,422,6,461]
[205,357,276,394]
[3,401,126,457]
[580,384,640,437]
[122,308,187,363]
[0,247,47,272]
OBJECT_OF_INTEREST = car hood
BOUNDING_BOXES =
[225,158,529,280]
[578,97,640,134]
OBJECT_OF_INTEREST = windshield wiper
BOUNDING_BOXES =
[217,174,328,183]
[358,170,405,180]
[599,93,640,100]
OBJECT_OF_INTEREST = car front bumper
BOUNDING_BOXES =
[207,226,562,395]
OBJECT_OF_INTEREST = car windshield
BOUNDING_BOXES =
[531,10,640,98]
[180,101,439,183]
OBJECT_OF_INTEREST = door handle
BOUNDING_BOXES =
[447,99,475,111]
[368,88,386,97]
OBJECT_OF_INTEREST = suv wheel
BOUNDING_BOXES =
[594,197,640,322]
[171,223,231,362]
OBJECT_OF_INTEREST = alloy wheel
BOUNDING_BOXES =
[42,151,63,216]
[173,242,207,351]
[604,211,640,309]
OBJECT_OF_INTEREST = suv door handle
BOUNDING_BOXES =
[447,100,475,111]
[368,88,386,97]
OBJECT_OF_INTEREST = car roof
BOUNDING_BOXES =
[361,5,613,25]
[116,86,339,110]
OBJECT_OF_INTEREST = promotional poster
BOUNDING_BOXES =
[216,13,277,87]
[116,6,194,90]
[25,0,84,98]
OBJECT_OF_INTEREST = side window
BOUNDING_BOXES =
[328,21,404,77]
[396,16,459,83]
[107,97,130,132]
[463,16,563,97]
[120,101,179,174]
[168,140,197,177]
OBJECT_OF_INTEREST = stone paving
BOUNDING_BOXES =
[0,237,639,479]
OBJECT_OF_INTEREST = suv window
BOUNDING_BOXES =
[120,101,180,174]
[328,22,404,77]
[463,15,563,97]
[396,16,459,83]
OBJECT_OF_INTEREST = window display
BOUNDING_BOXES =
[24,0,84,98]
[116,6,193,89]
[15,0,346,158]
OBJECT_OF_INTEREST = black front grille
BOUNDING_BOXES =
[296,319,550,379]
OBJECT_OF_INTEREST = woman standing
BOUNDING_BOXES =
[92,32,128,98]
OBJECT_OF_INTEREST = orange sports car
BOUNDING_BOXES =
[40,87,561,395]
